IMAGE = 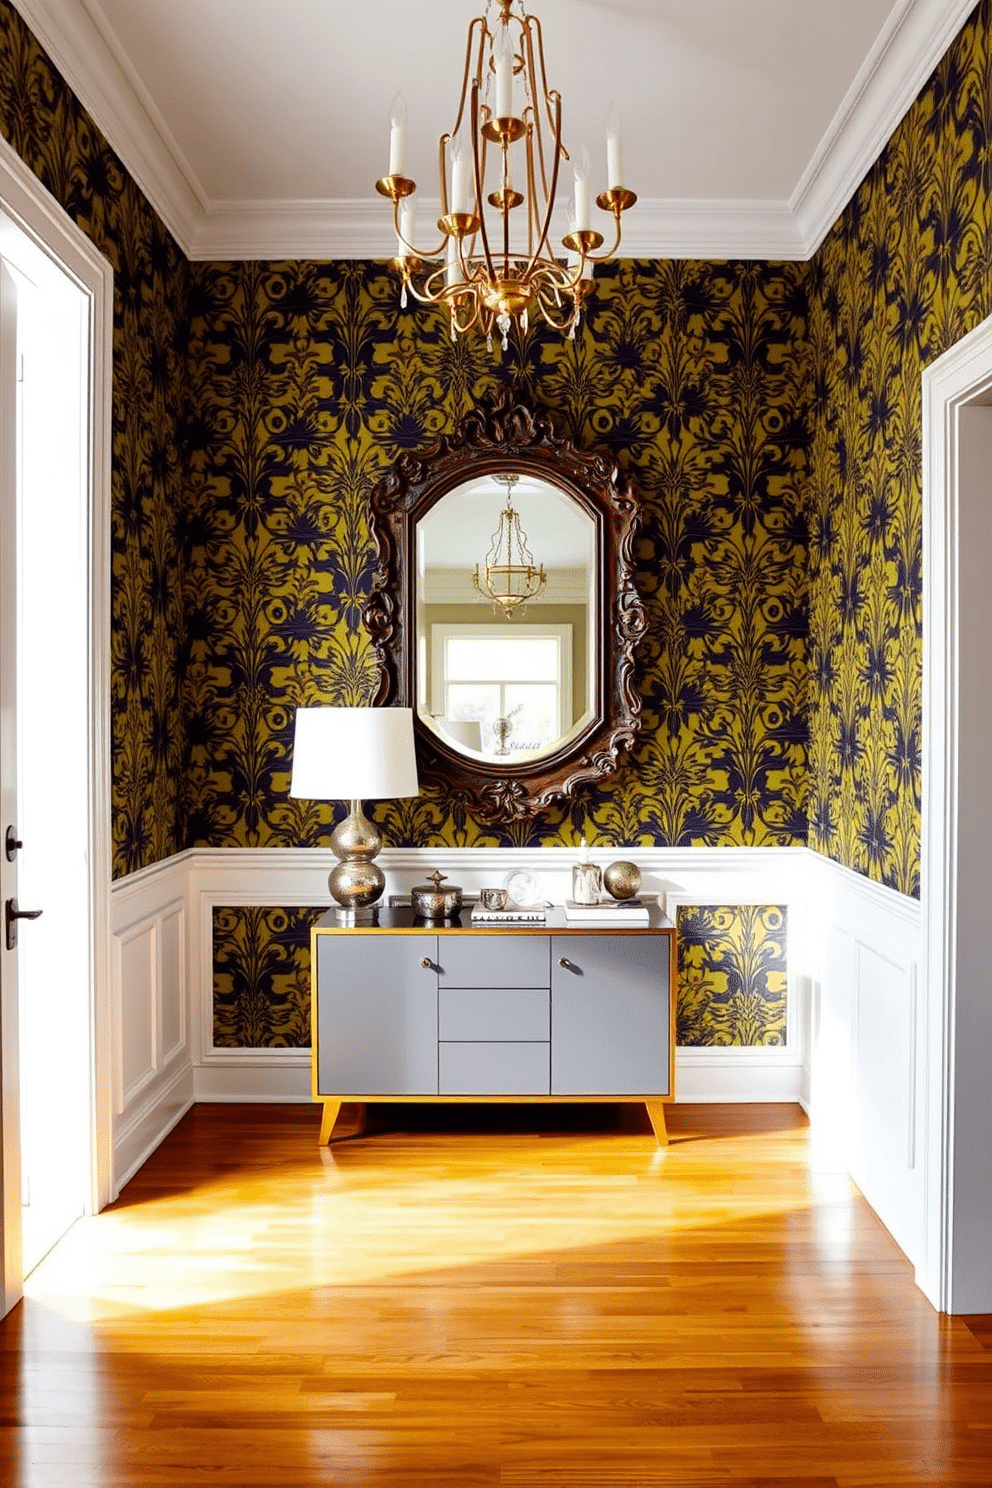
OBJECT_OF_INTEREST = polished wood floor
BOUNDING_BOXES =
[1,1102,990,1486]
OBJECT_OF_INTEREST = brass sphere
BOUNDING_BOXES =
[603,860,641,901]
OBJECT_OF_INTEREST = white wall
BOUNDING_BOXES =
[805,854,925,1277]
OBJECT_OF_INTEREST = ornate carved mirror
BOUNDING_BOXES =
[367,385,646,819]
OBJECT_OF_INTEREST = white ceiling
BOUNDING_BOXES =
[11,0,979,260]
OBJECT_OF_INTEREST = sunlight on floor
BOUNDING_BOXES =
[23,1126,849,1323]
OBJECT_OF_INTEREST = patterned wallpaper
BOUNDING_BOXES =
[806,0,992,898]
[184,258,810,852]
[677,905,787,1047]
[0,0,189,878]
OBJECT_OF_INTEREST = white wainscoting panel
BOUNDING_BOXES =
[110,853,193,1191]
[187,845,810,1107]
[805,854,924,1277]
[116,919,156,1112]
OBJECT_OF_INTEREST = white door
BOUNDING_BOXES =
[0,219,94,1305]
[0,258,25,1314]
[11,242,90,1277]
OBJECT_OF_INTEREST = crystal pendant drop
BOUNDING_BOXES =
[400,285,407,310]
[497,312,511,351]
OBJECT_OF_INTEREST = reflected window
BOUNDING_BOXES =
[432,624,572,756]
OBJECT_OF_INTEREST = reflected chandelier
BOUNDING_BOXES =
[375,0,636,349]
[473,475,546,618]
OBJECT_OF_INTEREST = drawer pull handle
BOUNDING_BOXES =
[558,957,572,970]
[421,957,434,970]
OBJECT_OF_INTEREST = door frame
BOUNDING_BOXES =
[921,310,992,1313]
[0,131,114,1309]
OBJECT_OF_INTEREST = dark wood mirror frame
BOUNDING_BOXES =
[366,384,647,821]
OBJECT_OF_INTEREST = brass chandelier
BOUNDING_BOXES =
[375,0,636,348]
[473,475,546,618]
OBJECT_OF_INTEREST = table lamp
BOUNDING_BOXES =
[290,706,420,923]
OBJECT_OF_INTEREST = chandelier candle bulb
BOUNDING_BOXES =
[495,24,515,119]
[573,147,591,231]
[450,133,472,216]
[389,93,407,178]
[397,196,415,258]
[606,106,623,189]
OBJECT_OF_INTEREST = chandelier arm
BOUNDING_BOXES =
[522,18,551,200]
[449,17,489,142]
[391,198,448,262]
[523,122,539,259]
[438,132,451,219]
[533,289,579,332]
[586,210,624,263]
[447,289,482,335]
[469,79,498,283]
[526,11,559,141]
[399,266,453,307]
[521,89,563,278]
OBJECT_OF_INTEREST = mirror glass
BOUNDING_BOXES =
[414,474,597,764]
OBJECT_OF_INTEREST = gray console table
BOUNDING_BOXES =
[311,905,676,1146]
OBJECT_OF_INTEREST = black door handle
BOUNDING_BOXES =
[5,898,43,951]
[5,825,22,862]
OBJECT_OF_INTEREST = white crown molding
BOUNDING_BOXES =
[9,0,981,261]
[792,0,981,258]
[187,195,809,263]
[190,198,400,262]
[9,0,203,254]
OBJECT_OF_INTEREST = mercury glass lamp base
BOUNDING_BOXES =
[328,798,387,919]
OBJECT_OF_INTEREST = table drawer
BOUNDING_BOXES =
[438,1041,550,1094]
[439,987,550,1042]
[437,934,549,988]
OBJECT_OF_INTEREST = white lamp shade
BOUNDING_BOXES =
[290,707,420,800]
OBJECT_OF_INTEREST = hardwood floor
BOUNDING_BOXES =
[1,1102,990,1486]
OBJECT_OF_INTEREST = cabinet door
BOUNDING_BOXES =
[551,933,671,1095]
[315,934,438,1095]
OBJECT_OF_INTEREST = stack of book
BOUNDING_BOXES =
[470,903,547,925]
[563,898,651,925]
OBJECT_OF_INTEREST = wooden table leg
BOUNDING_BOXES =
[645,1100,669,1147]
[318,1099,342,1145]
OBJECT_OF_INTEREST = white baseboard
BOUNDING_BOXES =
[676,1051,806,1104]
[193,1053,311,1103]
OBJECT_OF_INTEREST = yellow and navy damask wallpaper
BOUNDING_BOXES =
[182,257,810,856]
[0,0,189,877]
[806,0,992,898]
